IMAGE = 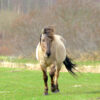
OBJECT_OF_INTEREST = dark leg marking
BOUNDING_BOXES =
[49,65,56,92]
[42,69,48,95]
[55,84,59,92]
[55,67,61,93]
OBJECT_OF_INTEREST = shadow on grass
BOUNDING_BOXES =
[54,90,100,96]
[86,91,100,94]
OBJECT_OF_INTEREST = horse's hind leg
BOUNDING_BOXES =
[49,65,56,92]
[55,65,61,92]
[41,67,48,95]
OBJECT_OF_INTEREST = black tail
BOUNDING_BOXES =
[63,56,76,75]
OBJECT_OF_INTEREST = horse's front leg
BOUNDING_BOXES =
[41,67,48,95]
[49,65,56,92]
[55,65,61,92]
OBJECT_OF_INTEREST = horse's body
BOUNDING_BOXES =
[36,34,66,67]
[36,27,76,95]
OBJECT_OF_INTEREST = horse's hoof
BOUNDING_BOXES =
[54,89,60,93]
[51,90,55,93]
[44,92,48,95]
[51,88,55,93]
[51,85,56,93]
[51,89,59,93]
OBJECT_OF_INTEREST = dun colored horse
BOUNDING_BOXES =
[36,26,76,95]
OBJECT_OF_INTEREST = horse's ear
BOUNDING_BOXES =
[49,25,55,33]
[40,34,42,43]
[41,26,55,35]
[51,28,54,33]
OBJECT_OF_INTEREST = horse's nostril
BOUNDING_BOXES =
[46,52,51,57]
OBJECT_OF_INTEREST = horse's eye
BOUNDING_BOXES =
[50,38,53,42]
[42,39,45,42]
[51,39,53,42]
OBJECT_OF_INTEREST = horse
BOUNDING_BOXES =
[36,26,76,95]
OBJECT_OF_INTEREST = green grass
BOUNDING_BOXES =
[0,67,100,100]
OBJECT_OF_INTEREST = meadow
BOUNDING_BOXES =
[0,1,100,100]
[0,67,100,100]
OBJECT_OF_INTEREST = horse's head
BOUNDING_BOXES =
[40,27,54,58]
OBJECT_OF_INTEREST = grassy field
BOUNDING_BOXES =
[0,67,100,100]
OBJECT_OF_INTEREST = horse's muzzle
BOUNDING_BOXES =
[46,52,51,58]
